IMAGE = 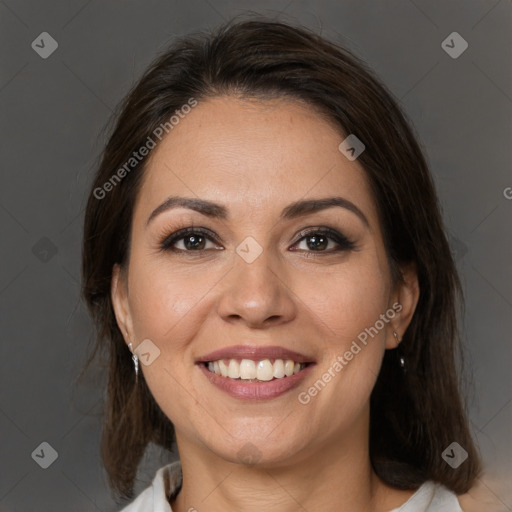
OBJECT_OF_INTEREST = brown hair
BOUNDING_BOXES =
[80,16,481,500]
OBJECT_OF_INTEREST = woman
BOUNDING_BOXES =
[81,18,482,511]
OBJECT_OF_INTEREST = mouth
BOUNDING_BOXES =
[201,358,311,381]
[195,345,315,400]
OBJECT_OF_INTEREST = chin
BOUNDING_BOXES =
[201,429,310,469]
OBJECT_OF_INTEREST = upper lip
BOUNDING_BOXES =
[196,345,315,364]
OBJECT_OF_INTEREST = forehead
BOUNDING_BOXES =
[134,96,379,227]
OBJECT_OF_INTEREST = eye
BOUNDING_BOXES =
[292,227,356,254]
[159,227,222,252]
[158,226,356,255]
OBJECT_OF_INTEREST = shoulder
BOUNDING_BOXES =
[388,480,462,512]
[457,474,509,512]
[118,461,182,512]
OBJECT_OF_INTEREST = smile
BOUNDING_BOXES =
[205,358,309,381]
[195,345,315,400]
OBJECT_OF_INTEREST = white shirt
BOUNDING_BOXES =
[119,461,463,512]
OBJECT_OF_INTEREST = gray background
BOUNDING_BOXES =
[1,1,511,511]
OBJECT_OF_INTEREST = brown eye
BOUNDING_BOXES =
[292,227,356,253]
[159,227,221,252]
[302,233,329,251]
[181,234,206,250]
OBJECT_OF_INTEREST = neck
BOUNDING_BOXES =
[170,414,411,512]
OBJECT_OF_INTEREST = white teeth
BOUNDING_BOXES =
[219,360,228,377]
[273,359,285,378]
[206,358,307,380]
[256,360,274,381]
[228,359,239,379]
[240,359,256,380]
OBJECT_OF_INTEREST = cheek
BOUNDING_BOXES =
[296,256,390,344]
[128,258,221,344]
[293,255,390,411]
[126,259,218,433]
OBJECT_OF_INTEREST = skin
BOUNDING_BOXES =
[111,96,423,512]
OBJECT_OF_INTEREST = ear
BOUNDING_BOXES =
[111,263,134,346]
[385,262,420,350]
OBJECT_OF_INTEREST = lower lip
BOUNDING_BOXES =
[198,363,315,401]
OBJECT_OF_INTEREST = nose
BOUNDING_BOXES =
[216,247,297,329]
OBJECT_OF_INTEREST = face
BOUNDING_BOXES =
[112,96,418,467]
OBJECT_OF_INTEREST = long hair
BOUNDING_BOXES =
[81,17,481,500]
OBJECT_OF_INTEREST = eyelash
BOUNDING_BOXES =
[158,226,357,256]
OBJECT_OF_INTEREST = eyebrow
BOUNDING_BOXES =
[146,195,369,228]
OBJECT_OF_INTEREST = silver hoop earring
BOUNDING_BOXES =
[128,342,139,383]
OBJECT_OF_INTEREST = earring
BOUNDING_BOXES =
[393,331,406,371]
[128,342,139,383]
